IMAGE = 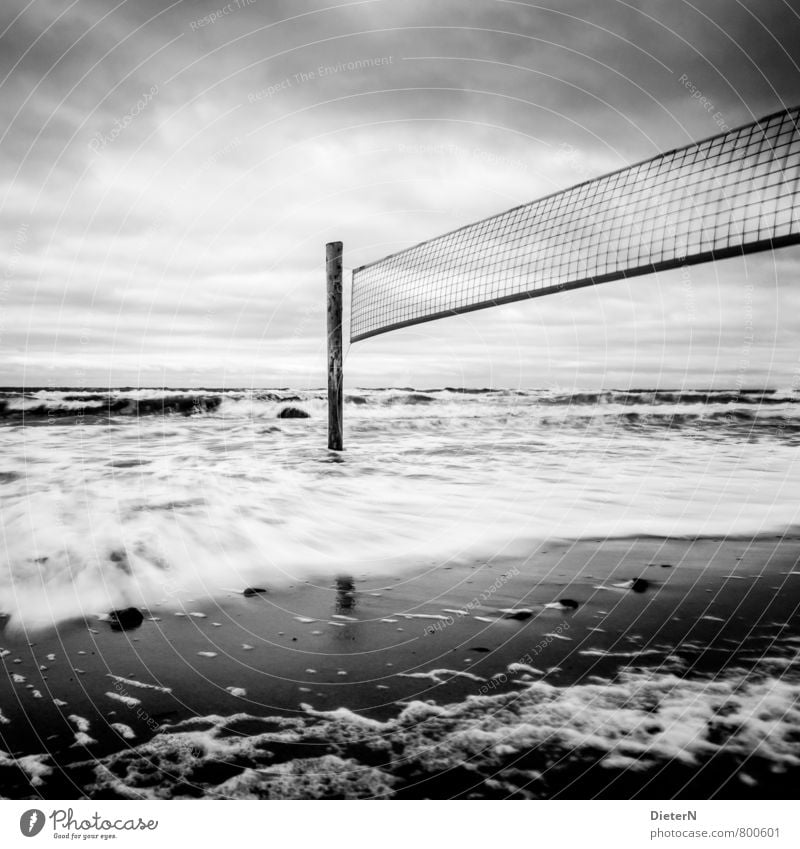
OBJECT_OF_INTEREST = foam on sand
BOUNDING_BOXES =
[0,750,52,787]
[71,732,97,748]
[106,692,141,708]
[106,674,172,693]
[110,723,136,740]
[397,668,486,684]
[68,715,91,733]
[64,652,799,799]
[507,662,545,676]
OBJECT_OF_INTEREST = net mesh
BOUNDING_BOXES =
[351,107,800,342]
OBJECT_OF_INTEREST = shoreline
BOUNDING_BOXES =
[1,533,799,798]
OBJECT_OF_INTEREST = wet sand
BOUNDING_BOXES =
[1,534,799,799]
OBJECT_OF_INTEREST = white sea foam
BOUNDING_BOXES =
[68,714,91,733]
[507,662,545,676]
[71,732,97,748]
[107,674,172,694]
[106,692,141,708]
[397,668,486,683]
[0,750,52,786]
[400,613,450,621]
[44,652,800,799]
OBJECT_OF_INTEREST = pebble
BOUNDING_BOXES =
[108,608,143,631]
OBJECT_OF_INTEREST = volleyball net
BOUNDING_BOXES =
[350,106,800,343]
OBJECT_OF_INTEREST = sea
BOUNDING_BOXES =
[1,385,798,628]
[1,386,799,798]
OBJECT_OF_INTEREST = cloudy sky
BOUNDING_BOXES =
[0,0,798,389]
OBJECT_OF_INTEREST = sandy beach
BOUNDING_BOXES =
[2,533,798,799]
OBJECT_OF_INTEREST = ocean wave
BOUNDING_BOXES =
[535,390,797,407]
[2,387,797,421]
[0,390,313,422]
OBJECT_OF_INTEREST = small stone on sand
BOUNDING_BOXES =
[108,607,144,631]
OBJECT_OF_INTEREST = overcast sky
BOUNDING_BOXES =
[0,0,798,389]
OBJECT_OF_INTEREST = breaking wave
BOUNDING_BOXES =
[1,387,798,424]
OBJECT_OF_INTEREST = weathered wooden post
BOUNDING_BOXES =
[326,241,344,450]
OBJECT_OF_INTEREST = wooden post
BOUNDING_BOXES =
[326,241,344,450]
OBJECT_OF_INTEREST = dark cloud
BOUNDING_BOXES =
[0,0,798,386]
